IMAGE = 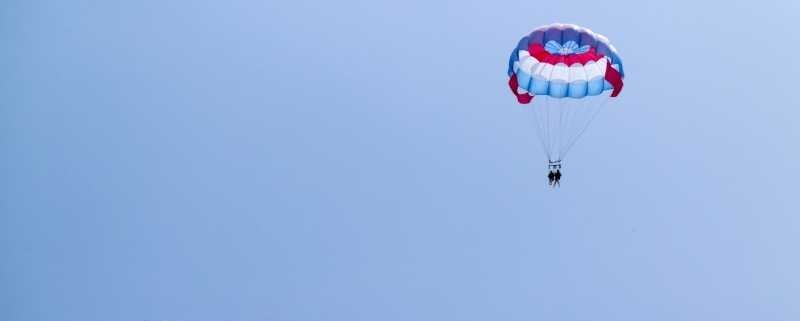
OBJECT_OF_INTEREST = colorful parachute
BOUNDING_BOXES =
[507,23,625,170]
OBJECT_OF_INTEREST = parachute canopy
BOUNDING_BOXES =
[507,23,626,166]
[508,23,624,104]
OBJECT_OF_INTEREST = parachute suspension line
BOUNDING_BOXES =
[558,95,590,161]
[558,96,592,160]
[529,100,551,161]
[541,98,553,161]
[560,97,569,160]
[564,97,583,157]
[545,96,552,160]
[564,97,586,157]
[554,96,572,163]
[558,96,569,159]
[538,96,549,160]
[559,95,611,160]
[550,97,559,162]
[538,97,554,160]
[552,99,557,158]
[547,97,554,159]
[556,97,564,162]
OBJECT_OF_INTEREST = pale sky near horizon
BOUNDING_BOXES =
[3,0,800,320]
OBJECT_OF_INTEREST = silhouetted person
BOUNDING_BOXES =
[554,169,562,187]
[548,171,555,186]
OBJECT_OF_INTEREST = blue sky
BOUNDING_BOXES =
[3,0,800,320]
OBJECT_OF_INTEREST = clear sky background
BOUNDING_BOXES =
[3,0,800,320]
